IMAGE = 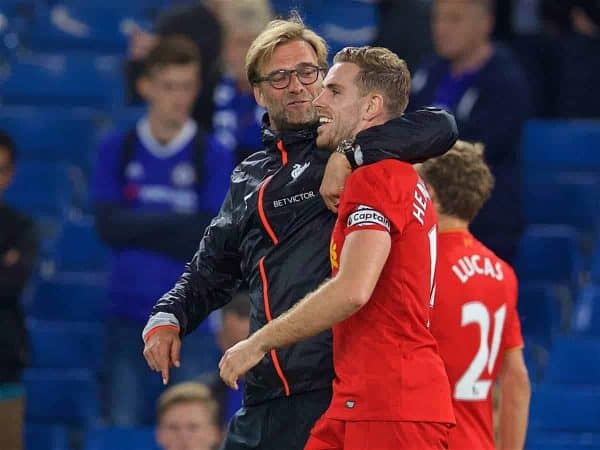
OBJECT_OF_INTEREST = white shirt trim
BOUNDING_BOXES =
[137,117,198,159]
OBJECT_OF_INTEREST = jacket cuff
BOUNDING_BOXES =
[142,312,180,342]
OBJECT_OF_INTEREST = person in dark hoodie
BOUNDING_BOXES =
[0,130,38,450]
[410,0,532,263]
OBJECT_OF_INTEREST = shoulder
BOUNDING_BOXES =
[350,160,417,193]
[97,129,130,151]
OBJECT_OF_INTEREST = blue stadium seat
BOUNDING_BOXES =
[514,225,583,292]
[523,172,600,230]
[0,53,122,108]
[109,106,146,132]
[25,368,99,427]
[527,431,600,450]
[518,282,563,348]
[0,106,101,170]
[572,284,600,336]
[303,0,377,58]
[544,335,600,385]
[46,216,109,274]
[25,424,70,450]
[520,120,600,230]
[4,160,80,218]
[521,120,600,171]
[529,384,600,432]
[24,275,107,322]
[84,427,159,450]
[27,319,104,371]
[28,4,149,54]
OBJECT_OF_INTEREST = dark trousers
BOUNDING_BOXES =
[220,388,332,450]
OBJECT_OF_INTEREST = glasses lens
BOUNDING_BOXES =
[270,71,290,89]
[297,65,318,83]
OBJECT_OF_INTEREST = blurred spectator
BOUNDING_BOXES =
[372,0,434,70]
[93,36,233,426]
[0,131,38,450]
[553,0,600,118]
[211,0,272,163]
[410,0,532,263]
[125,1,223,129]
[156,382,222,450]
[200,291,250,427]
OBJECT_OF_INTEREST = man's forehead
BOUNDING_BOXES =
[323,62,358,86]
[262,40,318,71]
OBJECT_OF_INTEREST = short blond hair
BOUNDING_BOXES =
[417,140,495,223]
[220,0,273,37]
[245,12,328,84]
[156,382,219,424]
[333,46,411,117]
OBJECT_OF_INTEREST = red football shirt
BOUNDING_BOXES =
[430,230,523,450]
[326,160,454,423]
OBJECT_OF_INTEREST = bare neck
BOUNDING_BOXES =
[437,213,469,232]
[147,111,185,144]
[450,41,493,75]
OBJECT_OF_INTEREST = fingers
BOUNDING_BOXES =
[143,335,180,385]
[218,353,239,390]
[170,338,181,368]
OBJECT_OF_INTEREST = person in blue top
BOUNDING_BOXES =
[92,35,233,426]
[211,0,272,164]
[410,0,533,263]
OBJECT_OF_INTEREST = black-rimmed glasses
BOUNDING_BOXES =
[253,63,327,90]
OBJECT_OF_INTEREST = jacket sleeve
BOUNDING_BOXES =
[350,108,458,168]
[143,180,242,339]
[0,217,39,300]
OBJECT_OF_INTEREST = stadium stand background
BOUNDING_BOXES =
[0,0,599,449]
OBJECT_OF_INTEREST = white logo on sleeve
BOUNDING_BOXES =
[347,205,390,232]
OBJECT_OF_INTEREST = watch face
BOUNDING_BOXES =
[337,139,354,153]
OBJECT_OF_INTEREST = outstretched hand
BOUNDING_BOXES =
[143,327,181,385]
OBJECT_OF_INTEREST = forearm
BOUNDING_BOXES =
[499,377,531,450]
[252,277,363,352]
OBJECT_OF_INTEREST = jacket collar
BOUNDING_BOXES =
[260,113,318,155]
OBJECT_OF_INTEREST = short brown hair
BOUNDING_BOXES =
[333,46,411,117]
[245,12,328,84]
[143,35,201,77]
[417,140,495,222]
[156,382,219,424]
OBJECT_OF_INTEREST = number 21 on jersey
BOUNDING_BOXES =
[454,302,507,401]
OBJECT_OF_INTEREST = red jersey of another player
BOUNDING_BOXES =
[327,160,454,424]
[430,230,524,450]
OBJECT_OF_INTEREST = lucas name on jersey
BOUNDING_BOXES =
[451,254,504,283]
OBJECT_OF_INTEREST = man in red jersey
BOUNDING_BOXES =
[417,141,531,450]
[218,46,455,450]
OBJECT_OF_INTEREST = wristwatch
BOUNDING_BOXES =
[335,139,361,170]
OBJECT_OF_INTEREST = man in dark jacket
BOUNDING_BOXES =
[410,0,532,262]
[143,16,458,450]
[0,131,38,450]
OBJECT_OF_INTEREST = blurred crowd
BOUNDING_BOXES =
[0,0,599,449]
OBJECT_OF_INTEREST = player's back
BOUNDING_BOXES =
[431,230,523,450]
[328,160,454,424]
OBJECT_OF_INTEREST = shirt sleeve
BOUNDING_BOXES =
[502,266,524,351]
[338,162,413,237]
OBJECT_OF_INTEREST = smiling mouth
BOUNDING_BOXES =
[318,116,333,129]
